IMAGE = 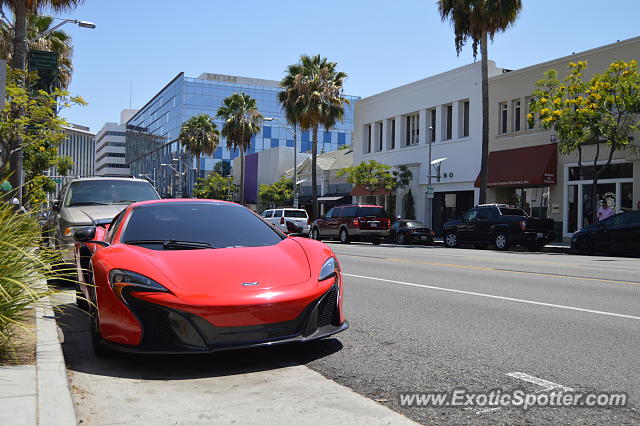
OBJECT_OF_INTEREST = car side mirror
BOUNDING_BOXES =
[52,200,61,211]
[74,226,96,242]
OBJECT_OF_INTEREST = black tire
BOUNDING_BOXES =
[339,228,351,244]
[444,231,458,248]
[372,238,381,245]
[76,288,89,311]
[89,305,110,357]
[473,244,488,250]
[311,227,320,240]
[396,233,406,245]
[575,237,593,255]
[494,232,511,251]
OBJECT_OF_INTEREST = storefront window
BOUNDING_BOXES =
[568,185,578,233]
[621,182,633,212]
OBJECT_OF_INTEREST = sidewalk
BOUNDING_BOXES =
[0,299,77,426]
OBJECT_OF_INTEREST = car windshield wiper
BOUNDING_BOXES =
[162,240,214,250]
[124,240,214,249]
[112,200,137,204]
[68,201,110,206]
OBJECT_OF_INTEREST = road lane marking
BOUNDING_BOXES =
[339,254,640,286]
[343,273,640,321]
[506,372,574,392]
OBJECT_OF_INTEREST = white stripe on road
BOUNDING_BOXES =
[506,372,574,392]
[343,273,640,321]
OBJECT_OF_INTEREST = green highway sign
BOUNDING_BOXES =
[52,178,62,184]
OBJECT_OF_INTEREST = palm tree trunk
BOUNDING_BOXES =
[479,30,489,205]
[9,4,28,203]
[196,154,201,180]
[240,149,245,205]
[312,126,318,219]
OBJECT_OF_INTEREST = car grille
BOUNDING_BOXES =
[127,296,182,348]
[317,284,340,328]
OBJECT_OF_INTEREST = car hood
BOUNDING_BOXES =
[63,205,127,225]
[133,238,312,293]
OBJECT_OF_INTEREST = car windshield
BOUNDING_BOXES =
[121,202,283,249]
[357,207,388,218]
[64,180,159,207]
[403,221,425,228]
[284,210,307,218]
[499,208,527,216]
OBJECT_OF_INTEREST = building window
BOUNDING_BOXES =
[405,113,419,146]
[462,101,470,138]
[445,104,453,140]
[365,124,372,153]
[378,122,383,151]
[390,119,396,149]
[525,96,535,129]
[499,102,508,134]
[512,99,521,132]
[429,109,436,142]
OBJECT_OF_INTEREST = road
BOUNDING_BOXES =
[55,243,640,425]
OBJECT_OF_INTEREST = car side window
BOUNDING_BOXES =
[274,210,283,218]
[261,210,271,218]
[477,208,492,220]
[325,208,336,219]
[340,206,357,218]
[462,209,478,221]
[107,210,126,243]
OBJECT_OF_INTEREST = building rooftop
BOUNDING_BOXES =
[196,73,281,88]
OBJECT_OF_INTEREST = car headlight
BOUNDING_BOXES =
[109,269,168,301]
[319,257,340,281]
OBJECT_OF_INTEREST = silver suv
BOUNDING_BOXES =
[47,177,160,262]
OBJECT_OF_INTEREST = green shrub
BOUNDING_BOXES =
[0,202,66,359]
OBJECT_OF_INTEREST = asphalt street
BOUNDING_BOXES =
[55,243,640,425]
[309,242,640,424]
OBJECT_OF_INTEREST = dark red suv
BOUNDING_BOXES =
[310,204,390,244]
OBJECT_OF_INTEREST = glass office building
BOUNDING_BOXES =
[126,72,358,197]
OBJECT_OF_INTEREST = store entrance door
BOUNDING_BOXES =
[432,191,474,235]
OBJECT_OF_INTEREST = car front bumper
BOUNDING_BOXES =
[100,282,348,354]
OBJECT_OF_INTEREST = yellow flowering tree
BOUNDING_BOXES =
[528,60,640,222]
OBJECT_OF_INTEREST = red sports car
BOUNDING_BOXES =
[73,199,347,355]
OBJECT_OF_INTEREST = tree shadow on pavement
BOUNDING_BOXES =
[54,302,344,381]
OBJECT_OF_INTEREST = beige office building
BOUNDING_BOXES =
[486,37,640,241]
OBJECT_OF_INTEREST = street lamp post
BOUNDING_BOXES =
[263,117,299,208]
[12,18,96,205]
[160,162,185,198]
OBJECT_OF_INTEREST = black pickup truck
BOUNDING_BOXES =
[442,204,556,251]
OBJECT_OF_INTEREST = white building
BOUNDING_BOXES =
[95,109,138,176]
[353,62,503,232]
[49,123,95,197]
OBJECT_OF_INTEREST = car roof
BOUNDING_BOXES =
[129,198,236,208]
[335,204,383,208]
[69,176,150,183]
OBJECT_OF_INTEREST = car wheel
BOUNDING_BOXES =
[76,288,89,311]
[494,232,510,251]
[396,233,406,245]
[444,231,458,248]
[339,228,350,244]
[89,304,110,357]
[473,244,488,250]
[575,237,593,255]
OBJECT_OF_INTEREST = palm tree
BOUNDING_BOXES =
[179,114,220,180]
[0,14,74,89]
[438,0,522,204]
[279,54,348,219]
[1,0,84,200]
[216,93,262,205]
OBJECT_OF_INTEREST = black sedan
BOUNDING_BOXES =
[388,220,435,245]
[571,210,640,255]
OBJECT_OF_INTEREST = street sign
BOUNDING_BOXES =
[52,178,62,184]
[426,186,434,198]
[28,50,58,93]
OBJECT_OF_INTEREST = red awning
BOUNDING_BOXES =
[351,184,392,196]
[475,144,557,188]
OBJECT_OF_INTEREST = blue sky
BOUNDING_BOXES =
[58,0,640,133]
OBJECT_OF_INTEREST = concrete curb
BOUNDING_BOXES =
[36,298,76,426]
[432,239,571,254]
